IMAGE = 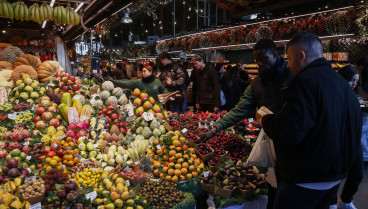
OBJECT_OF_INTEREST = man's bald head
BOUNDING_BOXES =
[286,31,324,76]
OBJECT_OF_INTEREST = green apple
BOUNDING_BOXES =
[24,86,33,93]
[80,151,87,159]
[20,152,26,161]
[77,137,85,145]
[86,142,94,152]
[6,154,12,160]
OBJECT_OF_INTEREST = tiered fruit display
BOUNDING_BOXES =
[0,151,34,181]
[73,168,107,188]
[93,81,128,109]
[53,72,81,95]
[127,116,165,143]
[97,102,128,131]
[9,74,45,104]
[33,96,62,132]
[149,131,204,182]
[131,88,167,119]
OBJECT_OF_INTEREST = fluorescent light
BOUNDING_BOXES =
[42,21,46,28]
[75,3,84,12]
[159,5,354,42]
[50,0,55,7]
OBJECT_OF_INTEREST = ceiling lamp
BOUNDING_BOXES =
[121,8,133,24]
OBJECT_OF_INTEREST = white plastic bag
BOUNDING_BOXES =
[247,129,276,167]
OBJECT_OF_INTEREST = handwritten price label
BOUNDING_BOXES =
[26,156,32,161]
[29,202,41,209]
[150,179,159,182]
[203,171,209,177]
[126,180,130,186]
[25,176,36,181]
[85,191,97,201]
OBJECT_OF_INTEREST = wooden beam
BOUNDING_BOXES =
[26,0,91,4]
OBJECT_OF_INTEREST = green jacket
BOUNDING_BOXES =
[216,85,255,131]
[112,79,167,101]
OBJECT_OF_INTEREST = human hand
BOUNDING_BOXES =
[214,107,220,113]
[196,104,200,109]
[166,78,172,86]
[200,130,216,142]
[256,106,273,127]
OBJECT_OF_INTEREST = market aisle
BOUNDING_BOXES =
[337,165,368,208]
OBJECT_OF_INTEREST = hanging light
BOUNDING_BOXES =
[121,8,133,24]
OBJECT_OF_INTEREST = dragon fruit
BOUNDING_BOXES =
[82,119,89,128]
[76,130,87,138]
[8,142,21,150]
[68,122,77,130]
[11,131,23,142]
[2,131,11,140]
[66,130,76,139]
[76,121,85,130]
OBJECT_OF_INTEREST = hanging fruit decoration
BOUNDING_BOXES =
[326,11,351,35]
[199,36,213,48]
[255,26,273,41]
[155,41,169,54]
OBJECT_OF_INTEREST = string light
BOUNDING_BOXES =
[187,16,190,19]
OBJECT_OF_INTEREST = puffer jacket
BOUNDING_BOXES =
[159,62,186,92]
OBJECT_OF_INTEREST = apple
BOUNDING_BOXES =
[48,106,57,113]
[114,119,119,124]
[61,77,68,82]
[120,128,126,133]
[153,104,161,113]
[67,80,73,86]
[156,113,164,119]
[72,84,79,90]
[62,86,68,91]
[58,82,63,88]
[36,121,46,129]
[149,97,156,104]
[33,115,41,123]
[106,110,112,116]
[49,118,60,127]
[133,88,141,97]
[36,107,46,115]
[118,122,124,127]
[140,93,148,101]
[42,112,53,121]
[143,101,152,109]
[40,96,50,102]
[133,98,142,107]
[135,107,144,115]
[56,72,62,77]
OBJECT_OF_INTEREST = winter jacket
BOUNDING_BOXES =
[159,62,187,92]
[196,65,221,108]
[112,78,167,102]
[262,58,362,184]
[216,57,291,131]
[221,68,247,111]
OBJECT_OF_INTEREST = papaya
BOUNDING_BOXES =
[61,93,72,106]
[58,103,69,121]
[80,104,92,121]
[72,99,83,115]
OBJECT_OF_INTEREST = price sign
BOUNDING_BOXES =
[74,154,82,159]
[124,166,129,171]
[125,180,130,186]
[29,202,41,209]
[26,156,32,161]
[83,159,90,163]
[23,141,30,146]
[8,113,17,120]
[203,171,209,177]
[62,165,66,169]
[25,176,36,181]
[85,191,97,201]
[150,179,159,182]
[92,168,99,170]
[94,144,98,148]
[182,128,187,134]
[26,168,31,173]
[248,118,254,123]
[149,141,152,145]
[156,145,162,150]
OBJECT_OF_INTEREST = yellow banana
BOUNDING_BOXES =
[48,5,53,21]
[19,2,24,21]
[57,6,61,24]
[3,1,9,18]
[69,8,74,25]
[8,2,13,20]
[39,4,44,21]
[9,181,16,191]
[23,2,28,21]
[34,5,40,23]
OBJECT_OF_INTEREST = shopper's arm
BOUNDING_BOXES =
[262,79,316,145]
[157,80,169,94]
[215,85,256,131]
[112,79,139,90]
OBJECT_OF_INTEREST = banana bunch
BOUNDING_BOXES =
[29,3,50,24]
[13,1,28,21]
[39,3,53,21]
[0,0,14,20]
[53,6,80,25]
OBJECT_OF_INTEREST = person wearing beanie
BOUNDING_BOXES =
[111,63,167,101]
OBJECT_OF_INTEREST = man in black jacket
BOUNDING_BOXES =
[192,55,221,112]
[258,31,362,209]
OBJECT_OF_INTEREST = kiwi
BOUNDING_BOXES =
[103,132,112,142]
[110,125,120,135]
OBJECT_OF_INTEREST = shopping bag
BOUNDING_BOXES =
[247,129,276,167]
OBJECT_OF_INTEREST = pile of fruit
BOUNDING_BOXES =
[9,74,45,104]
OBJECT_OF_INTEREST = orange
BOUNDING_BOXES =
[172,140,180,147]
[177,158,184,164]
[174,131,181,136]
[66,137,73,142]
[195,159,201,165]
[52,156,60,161]
[67,160,74,167]
[189,165,195,171]
[73,158,80,164]
[182,162,189,169]
[56,165,63,171]
[182,145,189,151]
[154,139,160,145]
[191,154,197,159]
[198,163,204,169]
[73,149,79,155]
[46,166,52,173]
[174,169,181,176]
[172,135,179,141]
[176,147,182,152]
[169,150,176,157]
[175,153,182,159]
[181,168,188,175]
[175,164,181,170]
[171,176,178,182]
[159,173,165,178]
[179,137,186,143]
[63,143,68,148]
[69,141,75,146]
[186,173,192,180]
[162,167,169,173]
[192,171,198,178]
[165,176,172,181]
[183,154,189,159]
[153,162,161,168]
[45,157,51,164]
[154,169,159,176]
[169,145,176,150]
[163,155,169,161]
[60,140,65,145]
[168,169,174,176]
[169,157,175,163]
[180,175,186,181]
[156,149,163,155]
[168,162,175,168]
[63,159,68,165]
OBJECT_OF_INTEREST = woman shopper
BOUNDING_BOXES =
[111,64,167,102]
[329,65,365,209]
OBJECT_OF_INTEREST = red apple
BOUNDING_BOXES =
[67,90,74,95]
[149,97,156,104]
[36,107,46,115]
[67,80,73,86]
[62,86,68,91]
[33,115,41,123]
[106,110,112,116]
[120,128,126,133]
[133,98,142,107]
[111,113,118,119]
[140,93,148,101]
[56,72,62,77]
[143,101,152,109]
[70,76,76,82]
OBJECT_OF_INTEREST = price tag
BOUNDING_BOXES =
[156,145,162,150]
[25,176,36,181]
[149,141,152,145]
[93,70,97,74]
[182,128,187,134]
[23,141,30,146]
[203,171,209,177]
[92,168,99,170]
[26,156,32,160]
[125,180,130,186]
[62,165,66,169]
[124,166,130,171]
[26,168,31,173]
[85,191,97,201]
[8,113,17,120]
[150,179,159,182]
[74,154,82,159]
[248,118,254,123]
[135,162,140,165]
[84,159,90,163]
[94,144,98,148]
[29,202,41,209]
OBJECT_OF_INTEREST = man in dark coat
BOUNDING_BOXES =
[258,31,362,209]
